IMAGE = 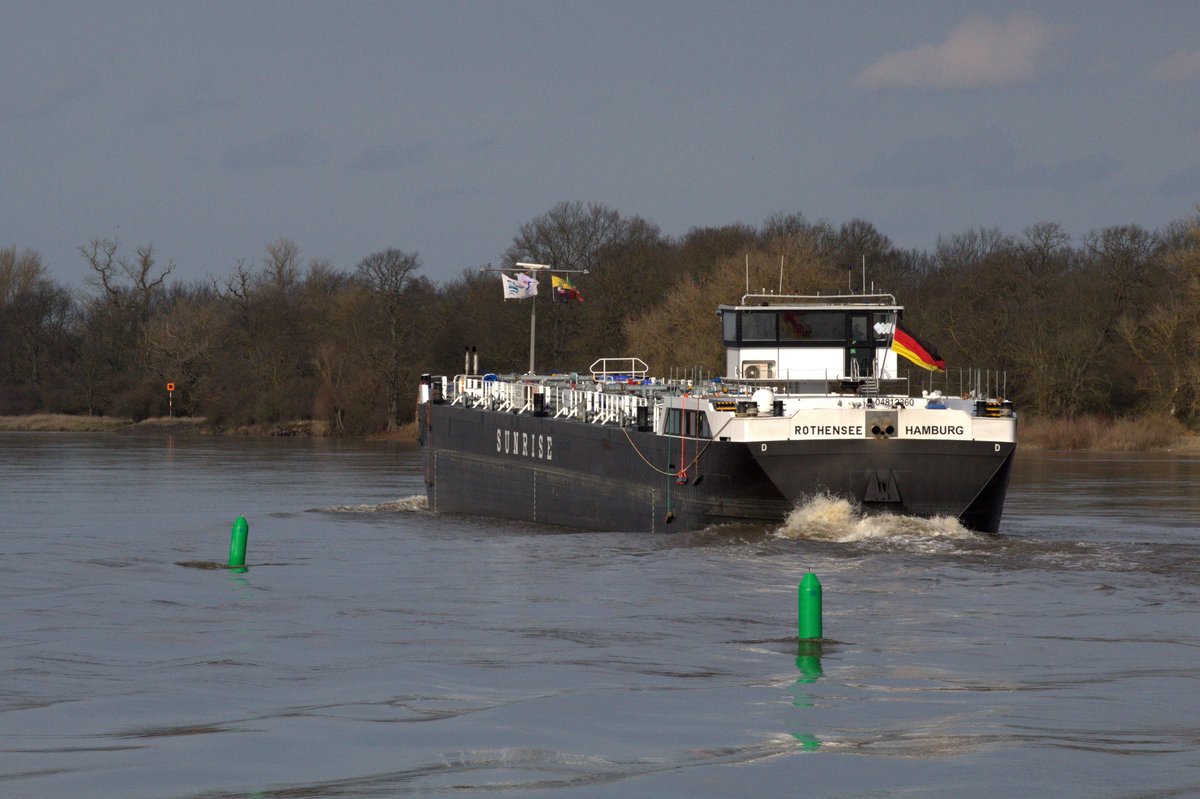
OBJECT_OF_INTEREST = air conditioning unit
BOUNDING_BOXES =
[741,360,775,380]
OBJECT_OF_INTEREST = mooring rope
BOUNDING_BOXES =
[620,412,734,477]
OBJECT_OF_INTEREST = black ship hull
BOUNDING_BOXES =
[419,402,1014,534]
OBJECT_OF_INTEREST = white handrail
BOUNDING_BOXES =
[589,357,649,380]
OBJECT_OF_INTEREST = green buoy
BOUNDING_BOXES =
[798,572,822,640]
[795,640,824,684]
[228,515,249,572]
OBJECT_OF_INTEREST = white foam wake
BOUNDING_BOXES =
[314,495,429,514]
[774,493,974,543]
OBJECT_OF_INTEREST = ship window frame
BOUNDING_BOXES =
[740,310,777,343]
[778,310,846,344]
[665,408,711,438]
[725,307,902,347]
[850,314,869,343]
[722,310,738,344]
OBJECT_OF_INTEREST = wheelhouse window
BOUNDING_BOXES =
[722,310,738,343]
[778,311,845,342]
[740,311,776,342]
[850,315,869,343]
[724,307,899,346]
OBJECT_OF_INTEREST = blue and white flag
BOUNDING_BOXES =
[501,272,538,300]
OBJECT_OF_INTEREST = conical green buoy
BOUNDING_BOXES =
[798,572,822,640]
[228,516,248,571]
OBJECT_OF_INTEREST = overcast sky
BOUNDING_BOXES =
[4,1,1199,288]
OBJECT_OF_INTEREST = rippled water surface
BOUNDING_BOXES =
[2,433,1199,798]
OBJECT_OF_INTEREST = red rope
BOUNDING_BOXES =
[676,394,688,484]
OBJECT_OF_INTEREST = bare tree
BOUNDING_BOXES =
[0,246,46,303]
[142,295,225,415]
[355,249,424,430]
[0,248,76,411]
[933,228,1014,272]
[217,258,254,314]
[1083,224,1161,311]
[504,201,633,272]
[80,239,174,317]
[262,238,301,293]
[1114,216,1200,422]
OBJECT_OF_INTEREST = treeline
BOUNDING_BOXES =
[2,202,1199,433]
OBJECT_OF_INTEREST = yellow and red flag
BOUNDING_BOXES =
[551,275,583,303]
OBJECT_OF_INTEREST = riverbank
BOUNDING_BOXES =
[0,414,174,432]
[0,414,423,443]
[1017,413,1200,453]
[0,415,303,437]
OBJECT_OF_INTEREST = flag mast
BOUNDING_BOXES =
[482,262,589,374]
[516,262,545,374]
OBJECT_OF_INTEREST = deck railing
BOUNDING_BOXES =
[437,368,1013,425]
[450,375,654,427]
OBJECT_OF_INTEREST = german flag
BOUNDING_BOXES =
[892,324,946,372]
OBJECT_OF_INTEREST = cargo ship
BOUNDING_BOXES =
[418,293,1015,533]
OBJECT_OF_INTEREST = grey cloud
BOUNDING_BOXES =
[1160,163,1200,195]
[0,75,101,122]
[139,81,236,123]
[1010,153,1119,189]
[221,129,330,169]
[345,141,433,171]
[861,130,1119,190]
[860,130,1017,188]
[1151,49,1200,82]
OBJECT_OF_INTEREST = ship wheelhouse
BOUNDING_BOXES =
[718,294,903,386]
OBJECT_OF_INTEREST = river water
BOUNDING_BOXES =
[2,432,1198,798]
